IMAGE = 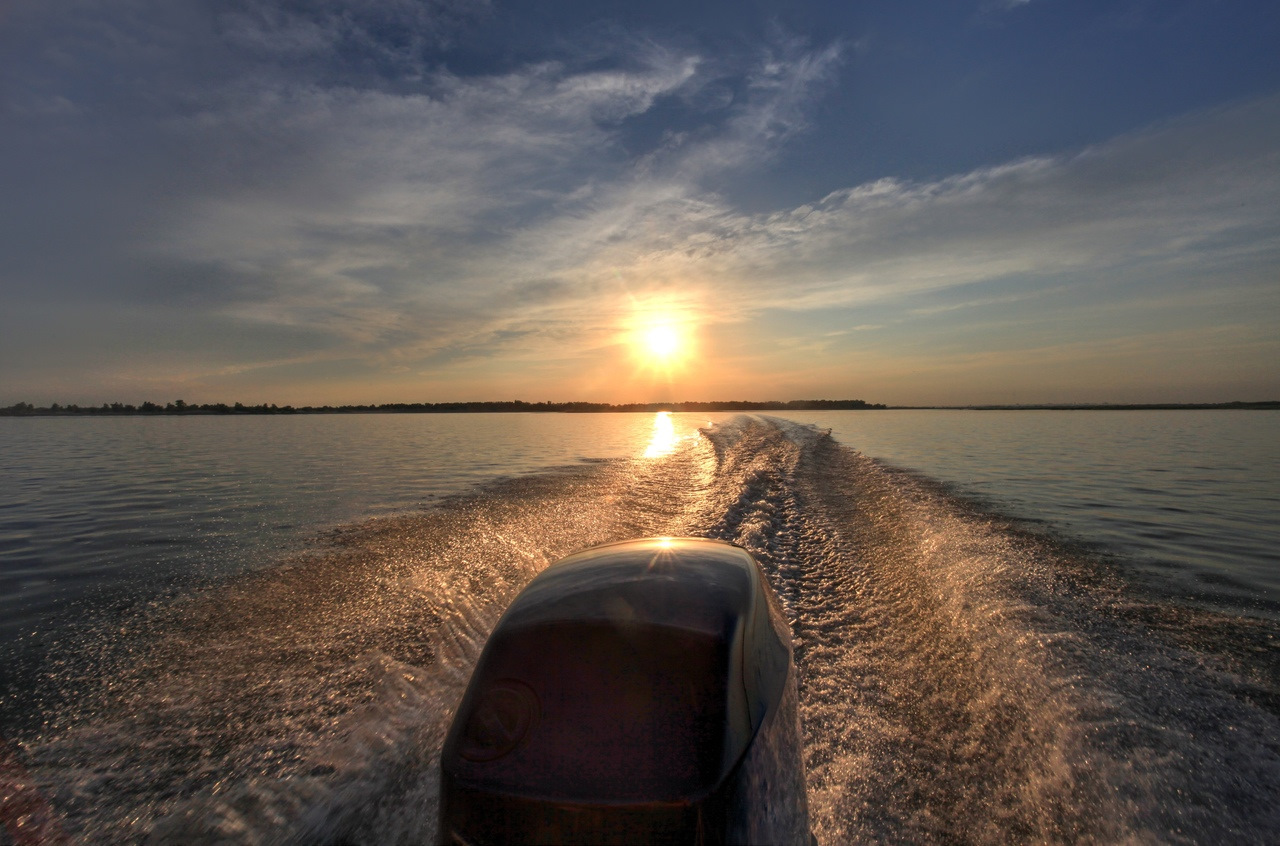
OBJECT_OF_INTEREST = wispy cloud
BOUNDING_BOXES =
[216,0,491,67]
[634,96,1279,310]
[1,1,1276,403]
[985,0,1035,11]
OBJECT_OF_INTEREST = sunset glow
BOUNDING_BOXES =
[1,0,1276,406]
[645,324,681,361]
[625,302,697,381]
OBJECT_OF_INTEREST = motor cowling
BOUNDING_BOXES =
[437,537,810,845]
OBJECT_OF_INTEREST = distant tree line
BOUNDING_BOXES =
[0,398,887,417]
[1,400,296,416]
[953,401,1280,411]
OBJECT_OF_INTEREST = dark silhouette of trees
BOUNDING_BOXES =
[6,398,1280,418]
[1,398,891,416]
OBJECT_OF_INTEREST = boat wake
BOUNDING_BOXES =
[9,416,1280,843]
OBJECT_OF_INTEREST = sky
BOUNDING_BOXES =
[2,0,1278,406]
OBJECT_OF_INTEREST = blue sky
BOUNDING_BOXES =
[2,0,1277,405]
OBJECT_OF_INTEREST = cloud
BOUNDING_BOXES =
[1,1,1276,403]
[667,37,843,177]
[96,32,840,369]
[434,92,1278,402]
[624,95,1280,312]
[215,0,490,66]
[985,0,1035,11]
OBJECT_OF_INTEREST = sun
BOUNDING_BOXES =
[644,324,681,361]
[620,296,698,379]
[629,313,692,372]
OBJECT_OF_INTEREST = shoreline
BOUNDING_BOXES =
[4,400,1279,417]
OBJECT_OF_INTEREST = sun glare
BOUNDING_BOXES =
[645,324,681,361]
[628,309,694,373]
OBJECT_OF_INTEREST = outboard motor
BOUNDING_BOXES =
[437,537,810,845]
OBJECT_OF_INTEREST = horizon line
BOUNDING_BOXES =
[4,398,1278,417]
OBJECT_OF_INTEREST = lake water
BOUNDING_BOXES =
[1,411,1278,843]
[0,413,662,645]
[806,409,1280,614]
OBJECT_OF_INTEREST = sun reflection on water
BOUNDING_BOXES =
[643,411,679,458]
